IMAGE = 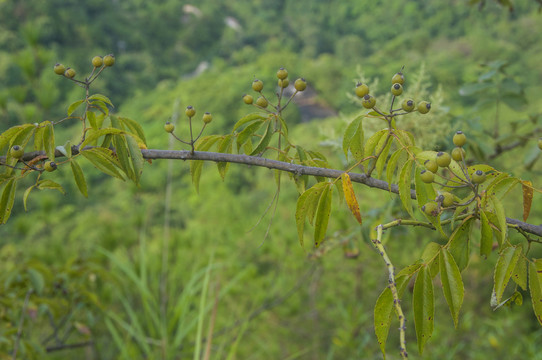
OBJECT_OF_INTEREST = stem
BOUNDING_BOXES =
[12,290,33,360]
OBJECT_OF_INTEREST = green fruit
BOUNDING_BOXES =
[243,94,254,104]
[424,159,438,173]
[202,112,213,124]
[391,83,403,96]
[92,56,103,67]
[276,68,288,80]
[472,170,486,184]
[538,138,542,150]
[256,96,268,108]
[10,145,24,159]
[278,78,289,88]
[44,161,57,172]
[361,94,376,109]
[53,63,66,75]
[103,54,115,67]
[294,78,307,92]
[185,106,196,117]
[402,99,415,112]
[453,131,467,147]
[164,122,175,133]
[252,79,264,92]
[420,169,434,183]
[422,202,438,217]
[436,152,451,167]
[64,68,76,78]
[439,192,455,207]
[418,101,431,114]
[451,147,466,162]
[392,72,404,85]
[355,83,370,98]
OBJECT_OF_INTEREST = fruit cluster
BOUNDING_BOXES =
[54,54,115,81]
[164,106,212,151]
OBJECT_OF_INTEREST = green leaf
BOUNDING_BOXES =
[33,125,44,151]
[342,115,363,160]
[458,82,495,96]
[386,149,403,189]
[118,116,147,144]
[490,196,507,246]
[512,256,527,291]
[236,120,264,151]
[413,265,434,354]
[492,245,522,305]
[42,121,55,161]
[190,135,221,193]
[314,183,332,247]
[37,179,65,194]
[250,121,273,156]
[363,129,387,160]
[113,135,135,182]
[88,93,114,107]
[23,184,37,211]
[27,268,45,295]
[0,179,17,224]
[439,248,464,328]
[71,160,88,197]
[375,136,392,179]
[480,210,493,258]
[67,99,85,116]
[398,159,415,218]
[80,147,124,180]
[233,113,267,131]
[125,135,144,184]
[80,128,124,149]
[217,135,233,180]
[528,259,542,326]
[87,111,98,129]
[295,182,328,248]
[0,124,34,152]
[448,217,473,272]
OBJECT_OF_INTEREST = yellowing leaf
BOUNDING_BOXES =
[522,180,533,222]
[341,173,362,224]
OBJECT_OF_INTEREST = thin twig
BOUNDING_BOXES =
[12,289,33,360]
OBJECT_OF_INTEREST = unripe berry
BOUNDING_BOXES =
[451,147,466,162]
[44,161,57,172]
[538,138,542,150]
[422,202,438,217]
[391,83,403,96]
[252,79,264,92]
[53,63,66,75]
[103,54,115,67]
[278,78,289,88]
[243,94,254,104]
[418,101,431,114]
[202,112,213,124]
[402,99,415,112]
[424,159,438,173]
[420,169,434,183]
[392,72,404,85]
[64,68,76,78]
[10,145,24,159]
[355,83,370,98]
[164,122,175,133]
[453,131,467,147]
[436,152,451,168]
[185,106,196,117]
[439,192,455,207]
[361,94,376,109]
[276,68,288,80]
[256,96,268,108]
[472,170,486,184]
[294,78,307,92]
[92,56,103,67]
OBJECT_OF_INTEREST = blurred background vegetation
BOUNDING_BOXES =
[1,0,542,359]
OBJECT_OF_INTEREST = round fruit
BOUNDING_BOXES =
[402,99,415,112]
[164,122,175,133]
[103,54,115,67]
[10,145,24,159]
[185,106,196,117]
[472,170,486,184]
[256,96,268,108]
[53,63,66,75]
[420,169,434,184]
[202,112,213,124]
[252,79,264,92]
[243,94,254,104]
[92,56,103,67]
[276,68,288,80]
[278,79,289,88]
[418,101,431,114]
[451,147,466,162]
[361,94,376,109]
[424,159,438,173]
[355,83,370,98]
[538,137,542,150]
[453,131,467,147]
[436,152,451,167]
[44,161,57,172]
[439,192,455,207]
[294,78,307,92]
[422,202,438,217]
[391,83,403,96]
[64,68,76,78]
[392,72,404,85]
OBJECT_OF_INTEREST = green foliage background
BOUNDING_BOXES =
[1,0,542,359]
